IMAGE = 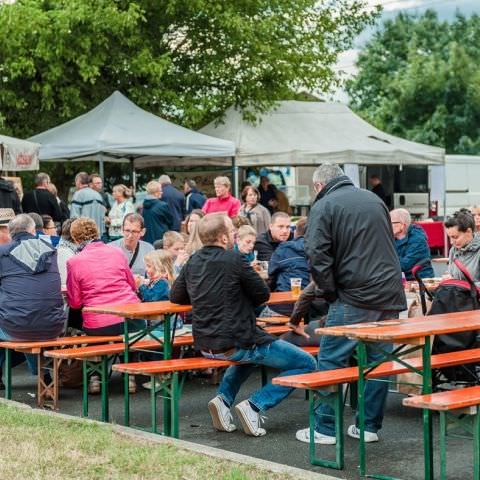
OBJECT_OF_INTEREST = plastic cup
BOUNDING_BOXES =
[290,278,301,297]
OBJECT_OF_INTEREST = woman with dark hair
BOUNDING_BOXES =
[238,185,271,235]
[445,209,480,282]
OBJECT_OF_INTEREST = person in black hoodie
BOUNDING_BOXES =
[254,211,292,261]
[142,180,173,244]
[296,164,406,446]
[21,172,62,222]
[0,177,21,214]
[170,213,316,437]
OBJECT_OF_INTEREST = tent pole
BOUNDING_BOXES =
[97,155,105,182]
[442,161,448,257]
[130,157,137,194]
[232,156,239,197]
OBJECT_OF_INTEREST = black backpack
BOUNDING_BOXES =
[426,259,480,385]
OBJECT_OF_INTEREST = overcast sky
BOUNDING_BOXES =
[330,0,480,101]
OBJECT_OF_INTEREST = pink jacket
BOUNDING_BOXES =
[202,194,241,217]
[66,242,140,330]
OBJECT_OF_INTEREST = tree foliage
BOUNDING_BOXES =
[0,0,377,140]
[346,10,480,154]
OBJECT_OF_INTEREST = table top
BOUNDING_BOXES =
[315,310,480,342]
[84,291,299,318]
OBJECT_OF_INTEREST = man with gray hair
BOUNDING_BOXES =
[183,179,206,214]
[0,213,65,386]
[296,164,406,445]
[390,208,434,279]
[21,172,62,222]
[158,174,185,231]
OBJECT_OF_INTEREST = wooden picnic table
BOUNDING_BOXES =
[84,290,299,430]
[316,310,480,480]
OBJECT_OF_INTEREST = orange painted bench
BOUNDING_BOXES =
[111,345,320,438]
[403,386,480,479]
[0,335,122,408]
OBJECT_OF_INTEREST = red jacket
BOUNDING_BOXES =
[202,194,241,217]
[66,242,139,329]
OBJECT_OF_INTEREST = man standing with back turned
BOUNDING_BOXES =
[296,164,406,445]
[170,213,316,437]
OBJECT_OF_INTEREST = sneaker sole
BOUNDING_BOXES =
[208,400,235,432]
[347,432,378,443]
[234,404,266,437]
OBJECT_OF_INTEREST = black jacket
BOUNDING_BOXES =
[161,184,185,232]
[254,229,293,261]
[305,176,406,311]
[170,246,273,351]
[0,178,21,214]
[22,188,62,222]
[142,197,173,244]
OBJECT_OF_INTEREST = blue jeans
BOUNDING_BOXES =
[203,339,316,412]
[0,326,38,375]
[315,300,398,436]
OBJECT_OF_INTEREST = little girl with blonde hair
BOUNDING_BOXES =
[137,250,175,301]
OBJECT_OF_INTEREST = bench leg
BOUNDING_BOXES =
[101,356,109,423]
[474,409,480,480]
[151,375,158,434]
[4,348,11,399]
[439,411,447,480]
[82,361,89,418]
[171,372,180,438]
[308,388,344,470]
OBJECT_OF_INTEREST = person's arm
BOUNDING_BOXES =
[238,255,270,306]
[159,203,174,229]
[289,281,318,325]
[169,265,191,305]
[229,198,241,217]
[304,203,336,301]
[202,198,211,214]
[139,281,170,302]
[70,193,81,218]
[398,236,431,274]
[13,190,22,214]
[49,193,63,223]
[66,260,83,309]
[267,249,281,291]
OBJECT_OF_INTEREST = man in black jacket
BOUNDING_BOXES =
[0,177,21,214]
[254,211,292,261]
[21,172,62,222]
[170,213,316,437]
[296,164,407,446]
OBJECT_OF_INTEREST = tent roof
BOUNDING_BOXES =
[0,134,40,171]
[29,91,235,163]
[200,101,444,166]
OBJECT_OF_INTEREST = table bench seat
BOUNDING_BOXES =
[403,386,480,479]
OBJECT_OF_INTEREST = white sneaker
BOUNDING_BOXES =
[347,425,379,443]
[88,376,100,394]
[208,396,237,432]
[234,400,266,436]
[296,427,336,445]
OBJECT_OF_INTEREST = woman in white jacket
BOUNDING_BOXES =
[106,184,135,240]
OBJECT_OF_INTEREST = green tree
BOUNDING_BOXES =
[346,10,480,154]
[0,0,377,140]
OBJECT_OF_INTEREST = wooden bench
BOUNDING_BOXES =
[271,348,480,470]
[111,345,320,438]
[403,386,480,480]
[0,335,122,408]
[43,324,293,421]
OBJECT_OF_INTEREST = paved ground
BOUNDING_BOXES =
[4,363,475,480]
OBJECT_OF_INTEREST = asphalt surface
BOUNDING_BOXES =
[4,363,475,480]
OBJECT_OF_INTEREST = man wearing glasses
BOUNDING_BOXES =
[110,213,153,277]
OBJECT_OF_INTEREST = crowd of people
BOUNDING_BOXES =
[0,165,479,444]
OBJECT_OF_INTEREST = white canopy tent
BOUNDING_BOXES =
[200,101,445,167]
[0,134,40,171]
[29,91,235,187]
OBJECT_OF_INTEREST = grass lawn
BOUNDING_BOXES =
[0,403,292,480]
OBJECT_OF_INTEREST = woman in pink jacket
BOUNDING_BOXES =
[66,217,143,336]
[202,176,240,218]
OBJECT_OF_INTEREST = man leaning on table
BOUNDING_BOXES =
[170,213,316,437]
[296,164,407,445]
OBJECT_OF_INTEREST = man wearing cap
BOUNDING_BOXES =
[0,208,15,245]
